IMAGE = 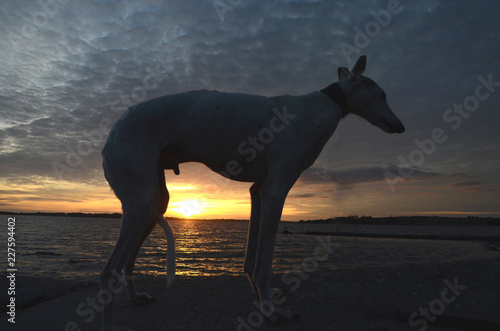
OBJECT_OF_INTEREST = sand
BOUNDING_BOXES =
[2,247,500,330]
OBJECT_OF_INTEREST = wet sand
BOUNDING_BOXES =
[2,237,500,331]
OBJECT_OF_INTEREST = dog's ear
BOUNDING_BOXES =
[338,67,350,80]
[351,55,367,77]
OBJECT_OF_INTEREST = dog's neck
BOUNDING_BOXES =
[320,82,351,117]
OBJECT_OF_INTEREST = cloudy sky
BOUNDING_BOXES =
[1,0,499,220]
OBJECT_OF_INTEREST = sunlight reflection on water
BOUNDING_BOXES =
[11,216,256,279]
[8,215,497,281]
[139,219,248,277]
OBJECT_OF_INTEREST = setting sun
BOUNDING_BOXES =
[171,199,204,218]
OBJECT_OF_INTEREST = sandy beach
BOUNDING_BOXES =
[2,235,500,331]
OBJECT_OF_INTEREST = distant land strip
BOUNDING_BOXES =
[301,231,500,241]
[1,211,499,226]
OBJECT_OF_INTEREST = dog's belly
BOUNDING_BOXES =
[204,153,268,182]
[160,141,269,182]
[150,90,298,182]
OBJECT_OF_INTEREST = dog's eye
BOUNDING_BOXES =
[381,92,387,101]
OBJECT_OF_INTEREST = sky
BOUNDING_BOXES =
[0,0,499,220]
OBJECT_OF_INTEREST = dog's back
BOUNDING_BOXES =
[103,89,301,183]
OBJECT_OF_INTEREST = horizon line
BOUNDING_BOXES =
[2,210,499,222]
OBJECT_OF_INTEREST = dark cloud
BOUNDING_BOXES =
[300,165,389,186]
[298,164,450,188]
[449,181,500,193]
[288,193,318,199]
[452,181,484,187]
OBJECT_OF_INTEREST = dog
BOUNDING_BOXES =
[100,55,405,330]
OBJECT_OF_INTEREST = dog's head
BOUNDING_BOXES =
[338,55,405,134]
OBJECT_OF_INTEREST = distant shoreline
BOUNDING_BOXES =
[1,211,500,226]
[0,210,124,219]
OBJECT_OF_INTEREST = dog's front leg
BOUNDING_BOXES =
[252,180,300,324]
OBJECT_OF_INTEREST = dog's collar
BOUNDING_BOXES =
[320,83,351,117]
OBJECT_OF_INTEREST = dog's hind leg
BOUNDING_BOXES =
[122,170,175,303]
[100,160,161,330]
[100,204,158,331]
[123,221,156,305]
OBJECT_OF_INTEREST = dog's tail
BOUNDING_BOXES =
[156,215,175,287]
[156,167,175,287]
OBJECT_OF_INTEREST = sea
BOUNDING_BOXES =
[2,215,499,282]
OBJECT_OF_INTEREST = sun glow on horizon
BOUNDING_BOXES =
[170,199,205,218]
[4,172,497,221]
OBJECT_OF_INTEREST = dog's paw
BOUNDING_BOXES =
[130,293,155,306]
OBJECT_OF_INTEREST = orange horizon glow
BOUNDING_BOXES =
[0,176,255,219]
[2,173,499,221]
[0,176,305,220]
